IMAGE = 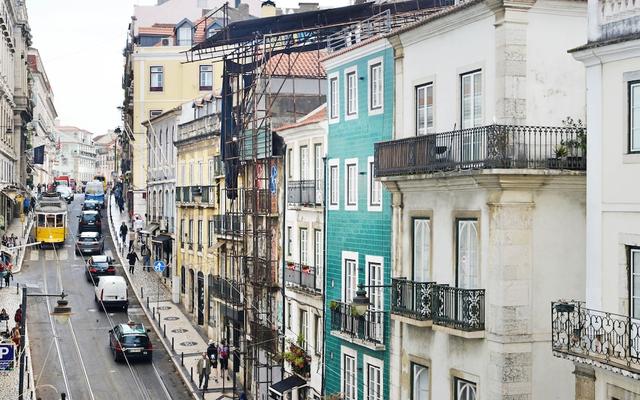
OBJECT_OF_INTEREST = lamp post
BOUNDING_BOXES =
[18,288,72,400]
[351,283,393,314]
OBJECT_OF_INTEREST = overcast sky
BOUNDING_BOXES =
[27,0,349,136]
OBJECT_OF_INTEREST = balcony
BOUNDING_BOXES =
[391,278,435,327]
[181,187,191,203]
[374,124,586,178]
[431,285,485,338]
[176,114,220,144]
[284,262,321,293]
[600,0,640,40]
[552,301,640,376]
[250,321,279,354]
[213,214,242,236]
[210,275,242,305]
[287,180,323,207]
[243,188,274,214]
[330,301,385,351]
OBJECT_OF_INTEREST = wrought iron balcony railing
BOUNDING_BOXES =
[374,124,586,177]
[330,301,384,345]
[243,188,273,214]
[391,278,435,321]
[212,214,242,236]
[432,285,485,332]
[551,301,640,373]
[287,180,323,207]
[284,262,321,292]
[210,275,242,305]
[250,320,279,354]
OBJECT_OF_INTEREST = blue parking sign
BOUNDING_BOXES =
[0,343,15,371]
[153,260,166,273]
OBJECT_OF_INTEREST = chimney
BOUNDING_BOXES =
[261,0,276,17]
[238,3,250,15]
[297,2,319,12]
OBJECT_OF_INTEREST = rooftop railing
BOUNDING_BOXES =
[374,124,586,177]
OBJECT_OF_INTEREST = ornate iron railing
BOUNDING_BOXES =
[374,124,586,177]
[210,275,242,304]
[284,263,321,292]
[432,285,485,331]
[391,278,435,321]
[551,301,640,372]
[287,180,323,207]
[330,301,384,345]
[212,214,242,236]
[250,321,279,354]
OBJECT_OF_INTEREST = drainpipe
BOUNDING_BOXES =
[281,144,287,378]
[321,155,327,397]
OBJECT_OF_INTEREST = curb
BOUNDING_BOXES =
[107,199,200,400]
[12,218,34,274]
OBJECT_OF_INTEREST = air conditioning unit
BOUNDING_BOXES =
[159,218,167,232]
[161,38,169,46]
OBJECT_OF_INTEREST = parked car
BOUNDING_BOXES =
[85,254,115,283]
[95,275,128,311]
[108,321,152,362]
[78,210,101,233]
[81,200,101,213]
[55,185,74,203]
[76,232,104,255]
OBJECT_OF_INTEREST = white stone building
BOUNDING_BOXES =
[278,104,326,398]
[551,1,640,398]
[27,48,57,187]
[93,131,117,183]
[55,126,96,183]
[374,1,589,399]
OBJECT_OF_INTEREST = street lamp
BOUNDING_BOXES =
[18,288,72,400]
[351,284,393,315]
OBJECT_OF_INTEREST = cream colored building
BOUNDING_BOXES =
[55,126,96,183]
[375,1,589,399]
[551,2,640,398]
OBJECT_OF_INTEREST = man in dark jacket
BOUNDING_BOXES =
[119,222,128,248]
[206,340,219,382]
[126,249,139,274]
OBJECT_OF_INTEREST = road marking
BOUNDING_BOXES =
[58,252,68,261]
[105,249,113,258]
[67,318,97,400]
[30,250,39,261]
[151,361,174,400]
[45,250,54,261]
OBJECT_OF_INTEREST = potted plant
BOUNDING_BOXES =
[329,300,340,311]
[554,301,575,313]
[350,306,366,318]
[282,340,311,378]
[287,261,295,270]
[302,265,311,274]
[561,117,586,169]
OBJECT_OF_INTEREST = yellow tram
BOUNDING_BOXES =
[35,193,68,247]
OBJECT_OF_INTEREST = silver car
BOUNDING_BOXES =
[76,231,104,255]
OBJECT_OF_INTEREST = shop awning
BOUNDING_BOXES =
[269,375,307,397]
[144,223,159,235]
[152,234,172,253]
[2,190,19,202]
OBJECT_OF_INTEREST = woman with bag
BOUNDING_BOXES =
[206,340,219,383]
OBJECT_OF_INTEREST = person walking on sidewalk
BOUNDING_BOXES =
[207,340,219,383]
[128,227,136,252]
[197,352,211,392]
[119,222,128,249]
[3,269,12,288]
[126,249,139,274]
[141,243,151,271]
[219,339,230,381]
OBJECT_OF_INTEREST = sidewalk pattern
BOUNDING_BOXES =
[107,196,237,399]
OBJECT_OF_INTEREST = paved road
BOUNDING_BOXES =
[20,194,190,400]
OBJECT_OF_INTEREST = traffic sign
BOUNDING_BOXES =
[153,260,166,273]
[270,165,278,194]
[0,343,15,371]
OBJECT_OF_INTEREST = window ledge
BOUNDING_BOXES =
[623,152,640,164]
[431,324,485,339]
[390,313,433,328]
[330,330,385,351]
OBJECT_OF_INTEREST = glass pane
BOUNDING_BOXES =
[633,84,640,104]
[634,298,640,319]
[458,220,479,289]
[413,364,429,400]
[633,274,640,297]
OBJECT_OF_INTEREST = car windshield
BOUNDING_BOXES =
[81,214,97,222]
[80,236,98,242]
[92,262,109,269]
[122,335,148,346]
[85,182,104,195]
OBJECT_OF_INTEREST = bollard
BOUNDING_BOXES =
[62,394,66,400]
[181,352,184,366]
[163,324,166,338]
[27,371,29,389]
[146,296,149,309]
[171,337,174,352]
[157,312,161,328]
[190,366,193,383]
[141,286,144,298]
[16,282,19,295]
[152,307,155,320]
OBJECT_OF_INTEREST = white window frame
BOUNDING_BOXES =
[329,73,340,123]
[412,363,430,400]
[367,155,381,212]
[314,143,324,204]
[631,248,640,319]
[177,24,193,46]
[416,82,434,135]
[299,227,308,265]
[363,354,384,400]
[461,70,483,129]
[314,229,322,273]
[368,58,383,115]
[455,377,477,400]
[287,226,293,256]
[287,148,293,179]
[342,251,358,304]
[299,309,308,349]
[314,314,322,356]
[328,158,340,211]
[630,82,640,152]
[199,64,213,90]
[456,219,480,289]
[344,158,358,211]
[300,145,309,180]
[365,255,384,343]
[150,66,164,91]
[341,346,358,400]
[413,218,431,282]
[344,66,358,120]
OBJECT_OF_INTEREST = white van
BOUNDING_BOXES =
[95,276,128,312]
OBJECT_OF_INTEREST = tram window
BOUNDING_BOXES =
[46,215,55,227]
[38,215,45,226]
[56,214,63,227]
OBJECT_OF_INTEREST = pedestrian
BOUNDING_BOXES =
[14,306,22,325]
[141,244,151,271]
[4,269,12,288]
[128,227,136,252]
[117,196,125,213]
[126,249,139,274]
[36,183,42,195]
[119,222,128,248]
[218,339,230,381]
[207,340,219,382]
[197,352,211,392]
[11,325,20,347]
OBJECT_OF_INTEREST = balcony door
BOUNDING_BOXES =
[631,248,640,358]
[300,146,309,180]
[344,258,358,303]
[413,218,431,282]
[461,70,483,163]
[456,219,479,289]
[314,143,323,204]
[367,259,383,343]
